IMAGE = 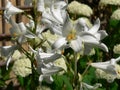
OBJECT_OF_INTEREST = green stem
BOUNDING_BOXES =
[62,55,74,75]
[82,64,90,77]
[73,52,79,90]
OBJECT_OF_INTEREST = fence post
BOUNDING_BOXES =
[16,0,22,23]
[1,0,5,46]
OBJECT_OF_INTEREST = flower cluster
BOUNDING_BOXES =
[1,0,120,90]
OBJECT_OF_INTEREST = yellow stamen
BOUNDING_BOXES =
[13,33,18,37]
[66,29,76,41]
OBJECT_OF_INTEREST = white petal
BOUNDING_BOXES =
[50,1,67,24]
[37,52,61,63]
[91,62,117,75]
[52,37,67,50]
[37,0,45,12]
[82,82,102,90]
[6,55,12,70]
[75,18,89,33]
[70,37,83,52]
[85,42,108,52]
[89,18,100,34]
[4,0,23,20]
[41,66,62,75]
[80,32,98,42]
[39,75,53,83]
[10,22,21,37]
[62,15,73,37]
[114,56,120,62]
[95,30,108,40]
[18,22,27,34]
[42,10,60,24]
[39,75,44,82]
[0,45,17,57]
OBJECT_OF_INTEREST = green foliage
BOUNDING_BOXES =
[52,75,73,90]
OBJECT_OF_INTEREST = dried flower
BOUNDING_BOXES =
[67,1,93,17]
[54,57,67,72]
[113,44,120,54]
[12,58,32,77]
[99,0,120,6]
[111,9,120,20]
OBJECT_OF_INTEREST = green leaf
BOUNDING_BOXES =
[82,67,96,84]
[53,75,73,90]
[0,80,6,87]
[109,19,119,27]
[111,82,118,90]
[17,76,24,87]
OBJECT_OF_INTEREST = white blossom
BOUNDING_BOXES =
[12,58,32,77]
[80,82,102,90]
[9,18,36,43]
[95,65,120,83]
[99,0,120,6]
[91,56,120,77]
[67,1,93,17]
[52,15,108,54]
[0,45,18,69]
[30,47,63,83]
[4,0,23,21]
[113,44,120,54]
[111,9,120,20]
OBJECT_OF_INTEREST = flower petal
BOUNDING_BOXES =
[0,45,17,57]
[84,42,108,52]
[62,15,73,37]
[37,0,45,12]
[95,30,108,40]
[50,1,67,24]
[4,0,23,21]
[75,18,89,33]
[37,52,61,63]
[52,37,67,50]
[70,36,83,52]
[89,18,100,34]
[91,61,117,75]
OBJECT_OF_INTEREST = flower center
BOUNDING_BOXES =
[13,32,19,37]
[66,29,76,41]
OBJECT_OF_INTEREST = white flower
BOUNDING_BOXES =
[30,47,63,83]
[52,15,108,54]
[111,9,120,20]
[0,45,18,69]
[9,18,36,43]
[40,0,67,35]
[95,67,120,83]
[4,0,23,21]
[80,82,102,90]
[37,0,52,12]
[78,18,108,54]
[38,0,67,23]
[67,1,93,17]
[113,44,120,54]
[91,56,120,76]
[12,58,32,77]
[99,0,120,6]
[39,63,62,83]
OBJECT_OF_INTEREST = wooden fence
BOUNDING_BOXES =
[0,0,32,46]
